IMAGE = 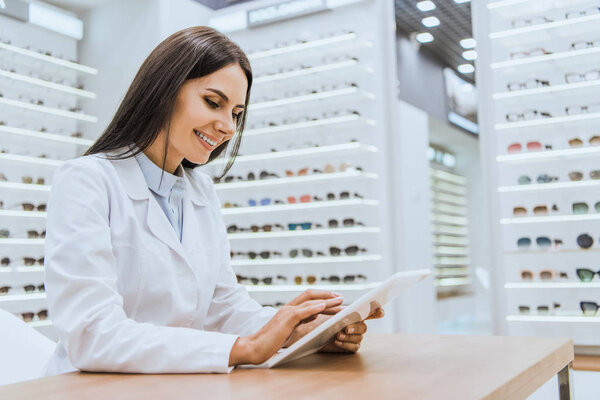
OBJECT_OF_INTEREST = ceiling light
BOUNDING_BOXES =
[457,64,475,74]
[415,32,434,43]
[459,38,476,49]
[421,16,440,27]
[416,1,436,11]
[462,50,477,60]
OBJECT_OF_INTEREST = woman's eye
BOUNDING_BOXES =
[233,113,241,120]
[205,98,219,109]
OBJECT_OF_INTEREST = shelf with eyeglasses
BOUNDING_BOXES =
[0,207,47,218]
[0,41,98,75]
[253,58,369,84]
[230,254,382,267]
[214,170,378,191]
[244,113,374,137]
[493,78,600,102]
[0,69,97,99]
[489,13,600,43]
[0,97,97,123]
[244,282,379,292]
[506,315,600,323]
[247,31,371,60]
[248,86,374,112]
[0,292,46,303]
[498,179,600,193]
[0,239,44,246]
[0,153,63,167]
[494,111,600,131]
[505,282,600,289]
[227,227,380,240]
[0,181,50,193]
[28,320,52,328]
[435,277,471,287]
[491,46,600,73]
[222,198,379,216]
[503,248,600,255]
[501,213,600,224]
[212,142,377,166]
[497,145,600,163]
[0,124,93,146]
[0,266,45,273]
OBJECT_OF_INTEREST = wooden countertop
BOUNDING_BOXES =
[0,333,573,400]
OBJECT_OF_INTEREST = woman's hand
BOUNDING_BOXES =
[320,307,385,353]
[228,290,343,366]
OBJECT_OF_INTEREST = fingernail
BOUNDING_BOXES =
[348,327,354,334]
[339,333,346,340]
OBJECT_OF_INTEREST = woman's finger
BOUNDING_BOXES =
[288,289,341,306]
[334,340,360,353]
[344,321,367,335]
[336,333,363,344]
[320,305,343,315]
[366,308,384,320]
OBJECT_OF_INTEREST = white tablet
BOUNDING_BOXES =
[243,268,430,369]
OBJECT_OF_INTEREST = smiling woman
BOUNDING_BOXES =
[43,26,382,376]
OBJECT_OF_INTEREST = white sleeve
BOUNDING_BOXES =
[197,173,277,336]
[45,159,239,373]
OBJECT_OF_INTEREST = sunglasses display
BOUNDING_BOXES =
[506,141,549,153]
[23,283,45,293]
[506,79,549,92]
[581,301,600,316]
[505,109,552,122]
[576,268,600,282]
[21,203,47,212]
[516,236,562,249]
[27,230,46,239]
[23,257,44,266]
[289,248,325,258]
[517,174,558,185]
[520,270,568,281]
[21,176,45,185]
[227,224,285,233]
[230,251,283,259]
[512,204,557,216]
[518,303,561,314]
[20,309,48,323]
[330,245,366,256]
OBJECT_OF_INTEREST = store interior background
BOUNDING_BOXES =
[1,0,599,397]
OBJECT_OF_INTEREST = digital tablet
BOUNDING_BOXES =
[242,268,430,369]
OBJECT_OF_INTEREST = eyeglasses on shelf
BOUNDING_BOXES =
[506,109,552,122]
[517,236,562,249]
[520,270,568,281]
[577,233,594,249]
[512,204,557,216]
[506,78,549,92]
[576,268,600,282]
[518,303,560,314]
[581,301,600,316]
[568,136,600,147]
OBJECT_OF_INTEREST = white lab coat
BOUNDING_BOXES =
[43,152,276,375]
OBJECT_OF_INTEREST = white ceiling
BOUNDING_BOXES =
[43,0,114,14]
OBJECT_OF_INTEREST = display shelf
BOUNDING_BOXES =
[431,214,468,226]
[244,114,373,137]
[213,142,377,165]
[247,32,369,60]
[491,46,600,71]
[432,192,467,206]
[0,239,44,246]
[432,183,467,196]
[498,179,600,193]
[496,146,600,163]
[15,267,45,273]
[249,87,373,111]
[503,248,600,255]
[254,58,363,84]
[214,171,378,191]
[0,293,46,303]
[432,203,467,216]
[0,97,97,123]
[28,320,52,328]
[489,13,600,40]
[0,69,97,98]
[0,181,51,192]
[245,282,379,292]
[506,315,600,323]
[231,255,382,267]
[495,112,600,131]
[222,198,379,215]
[501,214,600,224]
[0,42,98,75]
[493,80,600,102]
[505,282,600,289]
[435,278,471,287]
[227,227,380,240]
[0,125,93,146]
[0,210,47,219]
[0,153,63,167]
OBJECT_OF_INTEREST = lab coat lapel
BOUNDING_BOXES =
[180,170,209,255]
[111,155,186,259]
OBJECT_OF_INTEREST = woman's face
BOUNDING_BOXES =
[153,63,248,172]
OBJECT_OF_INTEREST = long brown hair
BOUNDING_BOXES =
[85,26,251,177]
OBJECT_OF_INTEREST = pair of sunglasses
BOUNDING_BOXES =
[0,286,11,295]
[27,230,46,239]
[289,249,326,258]
[330,245,366,256]
[23,284,45,293]
[21,203,46,211]
[568,170,600,181]
[0,229,8,238]
[506,109,552,122]
[507,141,551,153]
[577,233,594,249]
[230,251,282,259]
[22,176,45,185]
[327,192,363,200]
[517,174,559,185]
[520,270,568,280]
[506,78,549,92]
[517,237,562,248]
[227,224,284,233]
[577,268,600,282]
[294,275,318,285]
[568,136,600,147]
[513,204,558,216]
[581,301,600,315]
[573,202,600,214]
[21,309,48,322]
[519,303,561,314]
[247,198,284,207]
[328,219,364,228]
[236,275,287,285]
[321,274,367,283]
[23,257,44,266]
[1,257,9,266]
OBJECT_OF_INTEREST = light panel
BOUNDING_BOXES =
[416,32,434,43]
[422,16,440,27]
[416,1,436,11]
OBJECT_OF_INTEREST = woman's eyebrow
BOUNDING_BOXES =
[206,88,245,109]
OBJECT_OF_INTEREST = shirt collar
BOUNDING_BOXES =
[135,150,184,198]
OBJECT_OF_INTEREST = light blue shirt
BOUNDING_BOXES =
[135,151,185,241]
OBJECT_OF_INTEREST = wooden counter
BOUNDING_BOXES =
[0,333,574,400]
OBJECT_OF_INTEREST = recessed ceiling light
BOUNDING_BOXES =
[421,16,440,27]
[416,1,436,12]
[416,32,434,43]
[454,0,471,3]
[460,38,476,49]
[457,64,475,74]
[462,50,477,60]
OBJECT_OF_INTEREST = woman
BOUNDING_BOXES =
[44,26,382,375]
